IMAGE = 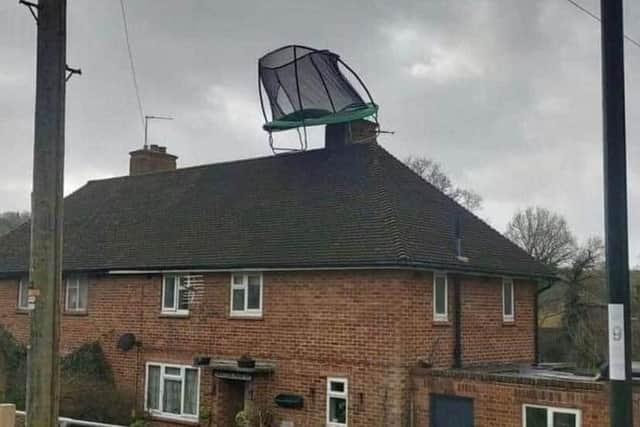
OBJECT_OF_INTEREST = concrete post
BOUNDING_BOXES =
[0,404,16,427]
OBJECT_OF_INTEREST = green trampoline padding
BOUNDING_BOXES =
[263,103,378,132]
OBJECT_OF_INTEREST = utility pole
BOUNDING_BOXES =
[601,0,633,426]
[26,0,67,425]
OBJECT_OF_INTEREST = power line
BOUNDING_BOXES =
[563,0,640,49]
[119,0,145,130]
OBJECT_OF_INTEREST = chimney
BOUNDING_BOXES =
[129,144,177,175]
[325,119,378,150]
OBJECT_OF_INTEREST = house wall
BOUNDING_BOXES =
[0,270,537,426]
[412,369,640,427]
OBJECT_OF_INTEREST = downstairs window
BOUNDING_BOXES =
[523,404,581,427]
[145,363,199,421]
[327,377,348,427]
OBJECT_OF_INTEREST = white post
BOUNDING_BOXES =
[0,404,16,427]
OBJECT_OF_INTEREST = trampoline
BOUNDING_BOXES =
[258,45,378,150]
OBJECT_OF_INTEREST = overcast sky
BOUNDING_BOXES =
[1,0,639,265]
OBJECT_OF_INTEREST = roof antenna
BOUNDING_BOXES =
[144,115,174,149]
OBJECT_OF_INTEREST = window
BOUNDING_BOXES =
[230,273,263,316]
[503,278,514,322]
[327,378,348,427]
[162,275,191,315]
[18,278,31,311]
[433,272,448,322]
[145,363,199,421]
[523,405,581,427]
[65,276,88,312]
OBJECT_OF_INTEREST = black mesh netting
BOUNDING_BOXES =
[259,45,369,122]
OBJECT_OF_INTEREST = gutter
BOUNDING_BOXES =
[0,257,555,281]
[103,262,553,281]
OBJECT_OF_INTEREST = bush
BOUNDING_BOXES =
[0,329,135,424]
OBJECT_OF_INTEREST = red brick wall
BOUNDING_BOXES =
[0,270,537,426]
[412,370,640,427]
[401,272,536,368]
[460,276,536,365]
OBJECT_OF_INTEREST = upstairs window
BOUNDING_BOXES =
[18,278,31,311]
[162,275,191,315]
[327,378,348,427]
[503,278,515,322]
[523,404,581,427]
[65,276,88,312]
[433,272,448,322]
[146,362,199,421]
[230,273,263,317]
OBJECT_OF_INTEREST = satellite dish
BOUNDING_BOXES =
[258,45,378,152]
[117,333,137,351]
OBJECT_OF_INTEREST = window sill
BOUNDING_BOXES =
[229,313,263,320]
[148,413,199,425]
[502,320,516,326]
[433,319,450,326]
[64,310,88,316]
[16,309,31,315]
[160,312,190,319]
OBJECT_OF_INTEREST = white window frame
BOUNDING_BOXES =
[65,276,88,312]
[433,272,448,322]
[144,362,200,422]
[502,277,515,322]
[522,404,581,427]
[326,377,348,427]
[161,274,190,316]
[230,273,263,317]
[17,278,31,311]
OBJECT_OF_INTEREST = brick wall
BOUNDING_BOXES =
[0,270,537,426]
[412,369,640,427]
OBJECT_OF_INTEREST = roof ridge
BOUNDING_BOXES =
[87,147,330,184]
[370,145,410,262]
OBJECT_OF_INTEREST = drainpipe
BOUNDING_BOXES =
[453,275,462,368]
[534,279,555,365]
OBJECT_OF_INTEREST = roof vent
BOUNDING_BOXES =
[455,215,469,263]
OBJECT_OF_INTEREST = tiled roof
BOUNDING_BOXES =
[0,143,551,278]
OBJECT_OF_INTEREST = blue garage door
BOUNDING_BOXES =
[431,394,474,427]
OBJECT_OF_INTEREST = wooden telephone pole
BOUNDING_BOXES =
[25,0,67,425]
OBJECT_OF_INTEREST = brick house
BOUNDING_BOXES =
[0,121,579,427]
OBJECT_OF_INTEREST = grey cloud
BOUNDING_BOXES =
[1,0,638,261]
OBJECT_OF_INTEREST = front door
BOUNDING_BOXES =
[218,379,246,426]
[431,394,474,427]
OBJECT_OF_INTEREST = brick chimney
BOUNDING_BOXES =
[129,144,177,175]
[325,119,378,150]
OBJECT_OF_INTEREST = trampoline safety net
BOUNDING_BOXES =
[258,45,378,132]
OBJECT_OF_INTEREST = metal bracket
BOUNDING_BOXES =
[19,0,40,24]
[65,65,82,82]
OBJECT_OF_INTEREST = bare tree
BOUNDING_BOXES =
[505,207,576,269]
[561,237,605,368]
[0,211,30,237]
[404,156,482,211]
